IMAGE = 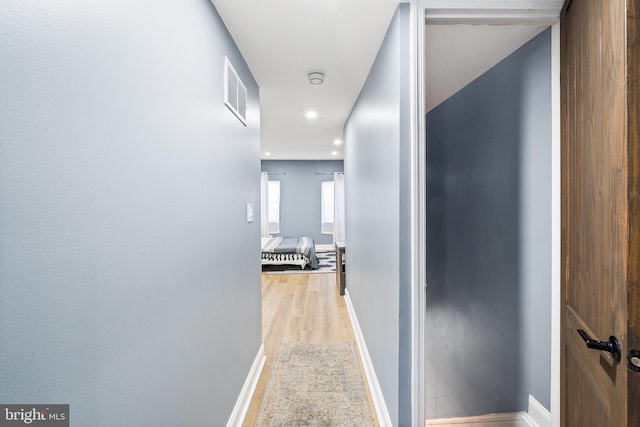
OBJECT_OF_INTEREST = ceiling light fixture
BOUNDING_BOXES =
[306,110,318,119]
[307,71,325,85]
[265,152,271,157]
[334,139,342,145]
[331,151,338,156]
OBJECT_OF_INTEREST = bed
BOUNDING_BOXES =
[261,236,319,270]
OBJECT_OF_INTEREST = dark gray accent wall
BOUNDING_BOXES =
[0,1,261,425]
[261,160,344,245]
[344,5,411,425]
[425,29,552,418]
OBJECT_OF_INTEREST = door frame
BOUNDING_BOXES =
[549,20,561,427]
[409,1,426,426]
[413,3,562,425]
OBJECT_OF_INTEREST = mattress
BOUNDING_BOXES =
[261,236,318,270]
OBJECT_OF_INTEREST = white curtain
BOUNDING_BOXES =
[260,172,270,238]
[321,181,334,235]
[333,172,346,243]
[267,180,281,234]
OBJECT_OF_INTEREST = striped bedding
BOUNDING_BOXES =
[261,236,319,270]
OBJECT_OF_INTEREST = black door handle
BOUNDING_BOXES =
[577,329,621,362]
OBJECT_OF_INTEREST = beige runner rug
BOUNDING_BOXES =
[256,342,375,426]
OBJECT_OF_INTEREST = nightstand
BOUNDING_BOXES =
[335,241,346,296]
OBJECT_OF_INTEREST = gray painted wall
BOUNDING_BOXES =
[344,5,411,425]
[0,1,262,425]
[425,29,552,418]
[261,160,344,245]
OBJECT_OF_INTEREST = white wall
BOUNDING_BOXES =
[0,1,262,425]
[344,5,412,425]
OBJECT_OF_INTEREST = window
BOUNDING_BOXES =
[321,181,334,234]
[268,180,280,234]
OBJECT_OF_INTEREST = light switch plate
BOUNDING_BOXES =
[246,203,254,223]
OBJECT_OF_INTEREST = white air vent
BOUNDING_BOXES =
[224,56,248,126]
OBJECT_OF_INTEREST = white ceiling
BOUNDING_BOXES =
[212,0,399,160]
[211,0,563,160]
[425,24,549,112]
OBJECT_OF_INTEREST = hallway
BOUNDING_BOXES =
[243,272,379,426]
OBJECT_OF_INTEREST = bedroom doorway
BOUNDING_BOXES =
[259,163,345,273]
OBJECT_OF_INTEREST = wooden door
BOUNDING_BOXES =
[561,0,640,425]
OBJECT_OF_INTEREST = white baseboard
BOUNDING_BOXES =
[426,412,528,426]
[425,396,550,427]
[315,244,335,253]
[344,290,393,427]
[522,395,551,427]
[226,343,266,427]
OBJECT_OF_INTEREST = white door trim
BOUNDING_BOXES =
[410,1,427,426]
[425,8,559,25]
[549,20,561,427]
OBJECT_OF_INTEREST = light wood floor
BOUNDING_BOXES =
[242,272,380,426]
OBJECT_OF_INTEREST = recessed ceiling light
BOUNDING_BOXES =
[334,139,342,145]
[331,151,338,156]
[265,152,271,157]
[306,110,318,119]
